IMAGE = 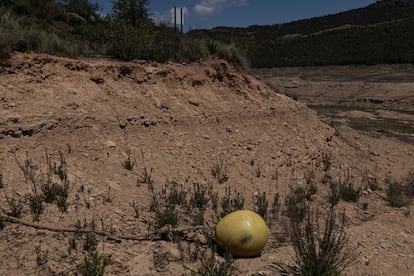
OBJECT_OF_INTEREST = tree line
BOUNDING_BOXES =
[0,0,246,68]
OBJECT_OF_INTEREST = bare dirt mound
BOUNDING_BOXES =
[0,53,413,275]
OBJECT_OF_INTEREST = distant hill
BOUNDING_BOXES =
[188,0,414,67]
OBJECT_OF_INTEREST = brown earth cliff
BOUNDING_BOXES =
[0,53,413,275]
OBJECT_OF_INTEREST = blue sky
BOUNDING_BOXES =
[93,0,377,31]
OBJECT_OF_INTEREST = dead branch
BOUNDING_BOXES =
[0,211,205,243]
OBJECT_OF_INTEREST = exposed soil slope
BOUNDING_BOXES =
[0,53,413,275]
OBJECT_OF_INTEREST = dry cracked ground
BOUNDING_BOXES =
[0,53,413,275]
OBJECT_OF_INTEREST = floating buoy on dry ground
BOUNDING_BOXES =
[215,210,269,257]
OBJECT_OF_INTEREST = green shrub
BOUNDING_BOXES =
[220,187,244,218]
[189,182,209,211]
[83,232,97,252]
[254,191,268,219]
[154,205,178,230]
[366,177,379,191]
[322,152,332,171]
[339,181,361,203]
[270,192,281,217]
[35,245,48,267]
[166,181,187,206]
[405,173,414,197]
[328,181,341,207]
[6,196,23,218]
[0,32,13,64]
[208,40,248,71]
[196,251,234,276]
[121,150,135,171]
[78,252,110,276]
[28,193,44,221]
[387,181,409,207]
[285,186,308,223]
[289,207,358,276]
[211,157,229,184]
[177,37,209,62]
[138,166,154,187]
[107,20,155,61]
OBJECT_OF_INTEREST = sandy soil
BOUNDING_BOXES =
[0,53,413,275]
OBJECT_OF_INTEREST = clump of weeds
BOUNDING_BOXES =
[121,150,135,171]
[211,156,229,184]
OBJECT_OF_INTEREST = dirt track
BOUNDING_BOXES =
[0,53,413,275]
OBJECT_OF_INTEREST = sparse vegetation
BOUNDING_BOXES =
[166,181,187,206]
[285,186,310,223]
[305,170,318,197]
[138,166,154,187]
[327,172,361,205]
[211,157,229,184]
[254,191,268,219]
[328,181,341,207]
[322,152,332,172]
[15,151,70,213]
[321,173,332,185]
[121,150,135,171]
[209,187,219,212]
[220,187,245,218]
[338,181,361,203]
[28,194,44,221]
[365,177,379,191]
[154,205,178,230]
[132,200,140,219]
[83,232,98,252]
[189,182,209,211]
[288,206,359,276]
[5,195,23,218]
[35,245,48,267]
[255,165,262,178]
[386,177,410,208]
[270,192,281,218]
[78,252,110,276]
[196,250,235,276]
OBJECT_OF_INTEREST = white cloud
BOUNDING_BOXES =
[193,0,248,16]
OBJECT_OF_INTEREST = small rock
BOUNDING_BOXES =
[188,100,200,106]
[104,141,117,148]
[143,120,157,127]
[194,232,207,244]
[90,76,104,84]
[370,151,379,156]
[204,135,210,140]
[11,130,22,138]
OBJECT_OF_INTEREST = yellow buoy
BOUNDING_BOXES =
[215,210,269,257]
